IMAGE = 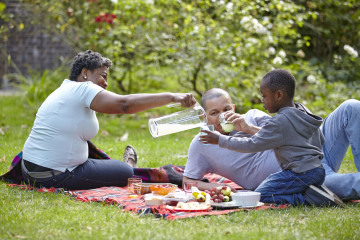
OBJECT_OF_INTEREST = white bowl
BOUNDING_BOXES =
[232,191,261,207]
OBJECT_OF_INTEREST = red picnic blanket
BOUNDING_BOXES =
[68,186,288,220]
[6,184,359,220]
[4,183,288,220]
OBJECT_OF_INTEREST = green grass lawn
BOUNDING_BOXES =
[1,95,359,240]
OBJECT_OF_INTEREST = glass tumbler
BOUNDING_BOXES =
[182,181,198,195]
[200,125,214,145]
[128,177,142,196]
[219,112,234,132]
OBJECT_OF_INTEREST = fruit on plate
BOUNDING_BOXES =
[205,186,232,203]
[192,191,206,202]
[221,186,232,196]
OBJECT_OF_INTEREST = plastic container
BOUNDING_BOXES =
[144,193,165,206]
[231,191,261,207]
[140,183,153,195]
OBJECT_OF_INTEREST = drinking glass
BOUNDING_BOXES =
[182,181,198,195]
[128,177,142,196]
[219,112,234,132]
[200,125,214,145]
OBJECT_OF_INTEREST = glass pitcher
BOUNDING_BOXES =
[148,103,207,138]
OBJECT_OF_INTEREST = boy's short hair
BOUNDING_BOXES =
[201,88,232,110]
[262,69,296,99]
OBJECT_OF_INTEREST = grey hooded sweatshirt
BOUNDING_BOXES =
[218,103,324,173]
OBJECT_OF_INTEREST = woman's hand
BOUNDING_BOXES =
[172,93,197,107]
[199,130,221,144]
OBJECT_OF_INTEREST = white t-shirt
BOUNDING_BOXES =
[184,109,282,190]
[23,79,103,172]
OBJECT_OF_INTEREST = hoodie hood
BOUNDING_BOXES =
[278,102,323,139]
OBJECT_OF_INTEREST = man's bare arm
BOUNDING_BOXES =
[183,176,227,191]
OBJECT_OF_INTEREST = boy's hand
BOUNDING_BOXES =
[224,112,250,132]
[199,130,221,144]
[224,112,261,135]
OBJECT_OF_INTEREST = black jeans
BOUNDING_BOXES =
[21,158,134,190]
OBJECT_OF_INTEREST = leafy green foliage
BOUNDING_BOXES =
[1,0,358,113]
[8,64,69,109]
[296,0,360,82]
[15,0,358,108]
[0,2,24,43]
[1,0,357,114]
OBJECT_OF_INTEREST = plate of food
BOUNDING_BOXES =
[165,201,212,212]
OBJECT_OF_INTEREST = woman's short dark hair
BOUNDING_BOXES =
[69,50,113,81]
[262,69,296,99]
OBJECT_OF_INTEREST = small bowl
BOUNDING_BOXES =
[140,183,152,195]
[150,184,178,195]
[231,191,261,207]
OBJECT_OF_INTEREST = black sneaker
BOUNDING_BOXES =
[304,185,343,207]
[320,184,345,207]
[123,145,137,167]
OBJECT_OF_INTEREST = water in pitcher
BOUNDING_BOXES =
[149,103,207,138]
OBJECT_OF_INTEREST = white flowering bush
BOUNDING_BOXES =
[344,45,358,59]
[240,16,268,35]
[273,57,283,65]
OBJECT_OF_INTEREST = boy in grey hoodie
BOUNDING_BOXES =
[200,69,327,206]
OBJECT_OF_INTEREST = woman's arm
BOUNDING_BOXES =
[90,90,196,114]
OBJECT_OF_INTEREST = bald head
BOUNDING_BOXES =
[201,88,232,110]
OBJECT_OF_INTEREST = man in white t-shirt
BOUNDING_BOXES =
[185,109,281,190]
[183,88,281,191]
[183,88,360,201]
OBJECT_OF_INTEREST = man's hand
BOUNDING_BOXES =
[183,176,235,191]
[199,130,221,144]
[172,93,197,107]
